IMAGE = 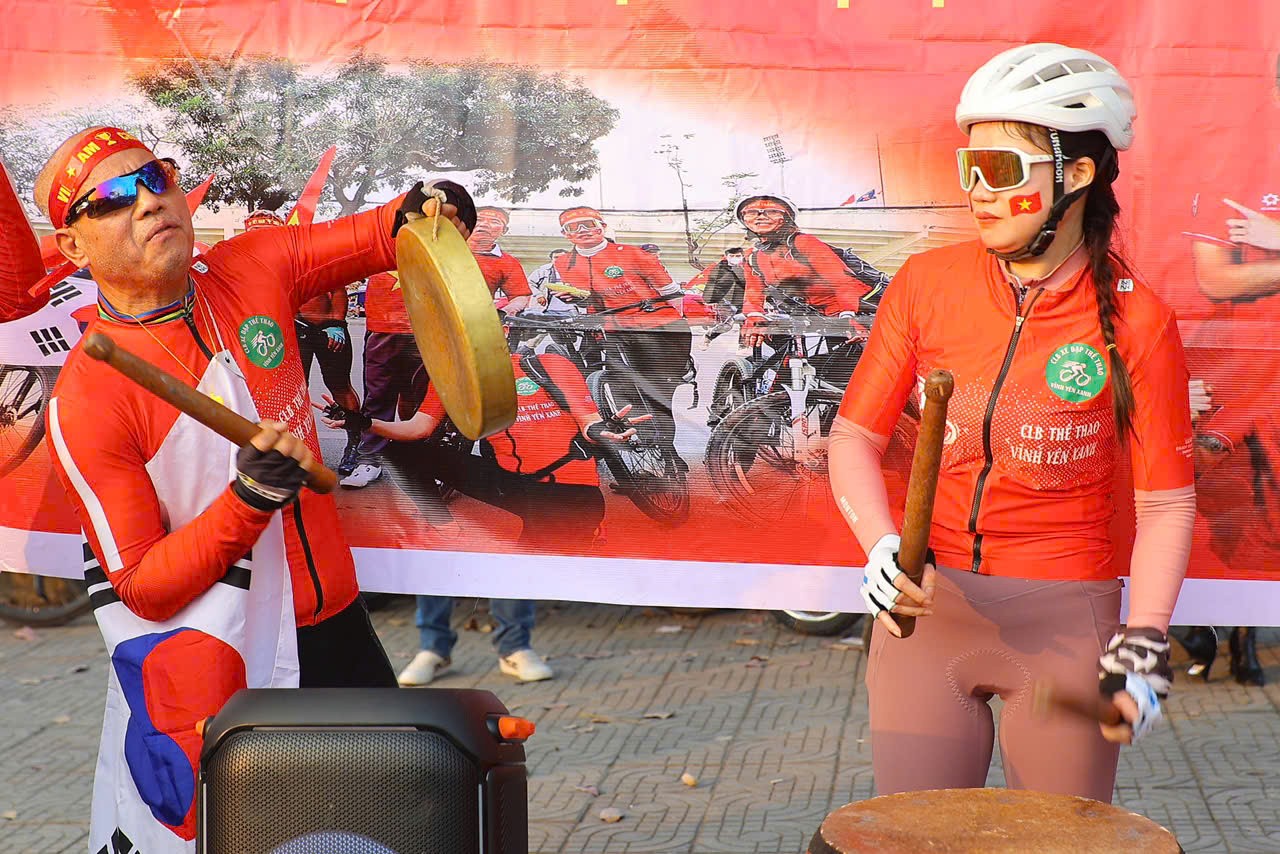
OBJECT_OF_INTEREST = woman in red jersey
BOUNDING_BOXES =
[830,44,1196,801]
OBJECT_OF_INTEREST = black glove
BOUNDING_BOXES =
[1098,627,1174,698]
[584,418,625,445]
[584,416,644,452]
[323,400,373,434]
[232,444,308,512]
[392,180,478,237]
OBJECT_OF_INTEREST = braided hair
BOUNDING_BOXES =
[1008,123,1135,437]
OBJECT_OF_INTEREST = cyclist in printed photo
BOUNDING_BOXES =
[342,269,430,489]
[686,245,748,322]
[737,193,876,386]
[469,205,532,314]
[318,346,647,686]
[528,248,579,313]
[830,44,1196,802]
[552,205,692,473]
[1173,66,1280,684]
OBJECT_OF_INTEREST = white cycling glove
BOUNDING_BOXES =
[860,533,905,617]
[1098,628,1173,741]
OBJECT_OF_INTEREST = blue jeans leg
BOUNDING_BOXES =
[490,599,535,657]
[415,595,457,659]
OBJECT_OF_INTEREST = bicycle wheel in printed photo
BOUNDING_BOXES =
[0,365,56,477]
[587,370,690,526]
[706,390,843,524]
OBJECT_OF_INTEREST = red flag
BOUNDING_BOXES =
[285,145,337,227]
[185,172,216,212]
[1009,193,1043,216]
[1,159,46,285]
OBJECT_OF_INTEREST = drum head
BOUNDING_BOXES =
[395,216,516,440]
[809,788,1182,854]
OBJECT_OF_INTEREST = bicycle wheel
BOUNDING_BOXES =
[771,609,862,637]
[0,573,92,627]
[587,370,691,526]
[707,356,755,427]
[706,390,845,524]
[0,365,55,477]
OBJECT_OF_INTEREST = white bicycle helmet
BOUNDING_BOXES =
[955,43,1135,151]
[735,193,798,223]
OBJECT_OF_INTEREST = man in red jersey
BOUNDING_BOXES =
[552,205,691,470]
[469,205,532,313]
[33,125,473,852]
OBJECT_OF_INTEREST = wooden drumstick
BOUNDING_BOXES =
[1031,679,1124,726]
[82,331,338,494]
[894,369,954,639]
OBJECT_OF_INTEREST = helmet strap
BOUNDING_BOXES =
[989,128,1085,262]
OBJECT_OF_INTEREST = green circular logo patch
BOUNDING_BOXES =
[1046,342,1107,403]
[603,265,625,279]
[514,377,541,396]
[238,315,285,369]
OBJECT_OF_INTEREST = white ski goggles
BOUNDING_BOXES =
[956,147,1056,193]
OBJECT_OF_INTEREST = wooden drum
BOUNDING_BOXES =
[807,789,1183,854]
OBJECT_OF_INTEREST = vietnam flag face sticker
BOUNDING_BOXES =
[1010,193,1043,216]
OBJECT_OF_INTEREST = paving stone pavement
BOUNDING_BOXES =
[1,601,1276,853]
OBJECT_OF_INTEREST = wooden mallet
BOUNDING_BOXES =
[82,331,338,494]
[1032,678,1124,726]
[894,368,954,639]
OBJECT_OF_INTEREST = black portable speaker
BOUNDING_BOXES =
[197,688,528,854]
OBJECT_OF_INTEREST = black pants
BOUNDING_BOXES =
[296,319,355,395]
[382,441,606,551]
[357,331,429,461]
[609,322,693,452]
[296,598,398,687]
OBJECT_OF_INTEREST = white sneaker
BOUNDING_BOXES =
[340,463,382,488]
[398,650,451,686]
[499,649,554,682]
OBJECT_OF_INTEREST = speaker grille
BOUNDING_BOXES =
[204,729,480,854]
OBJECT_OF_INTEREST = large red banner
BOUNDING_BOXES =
[2,1,1278,622]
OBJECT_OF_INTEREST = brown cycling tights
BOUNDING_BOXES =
[865,566,1123,802]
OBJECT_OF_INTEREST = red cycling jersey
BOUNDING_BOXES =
[552,241,679,331]
[419,352,599,486]
[742,232,870,317]
[363,270,412,334]
[46,198,403,626]
[473,247,532,299]
[839,240,1195,580]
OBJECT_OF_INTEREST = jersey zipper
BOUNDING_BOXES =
[966,285,1043,573]
[184,310,326,618]
[292,501,324,618]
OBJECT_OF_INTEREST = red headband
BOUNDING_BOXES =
[476,207,510,225]
[559,206,603,227]
[48,127,150,228]
[245,210,285,230]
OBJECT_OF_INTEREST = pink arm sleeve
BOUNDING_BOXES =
[1125,485,1196,633]
[829,414,898,553]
